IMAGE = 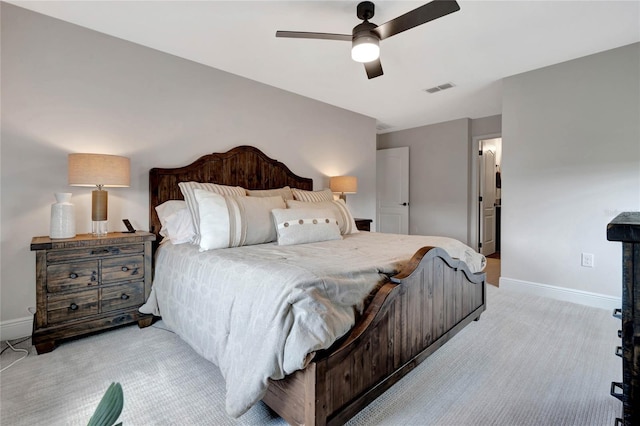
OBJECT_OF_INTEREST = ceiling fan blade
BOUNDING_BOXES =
[276,31,351,41]
[375,0,460,40]
[364,59,383,79]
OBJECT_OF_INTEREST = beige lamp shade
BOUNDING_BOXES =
[68,153,130,235]
[330,176,358,194]
[68,154,130,187]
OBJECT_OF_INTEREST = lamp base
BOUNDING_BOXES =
[92,220,107,237]
[91,188,108,236]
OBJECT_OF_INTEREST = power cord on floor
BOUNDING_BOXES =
[0,336,30,356]
[0,337,30,373]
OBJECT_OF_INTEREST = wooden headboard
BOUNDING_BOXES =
[149,145,313,239]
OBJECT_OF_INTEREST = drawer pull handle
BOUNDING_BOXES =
[610,381,625,402]
[91,249,110,255]
[69,273,78,279]
[69,303,79,311]
[121,266,129,272]
[613,308,622,319]
[618,329,622,338]
[615,346,623,357]
[120,293,130,300]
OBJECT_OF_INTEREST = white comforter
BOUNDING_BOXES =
[140,232,485,418]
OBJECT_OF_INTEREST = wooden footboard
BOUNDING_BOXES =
[263,246,486,426]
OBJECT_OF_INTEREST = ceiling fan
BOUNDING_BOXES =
[276,0,460,79]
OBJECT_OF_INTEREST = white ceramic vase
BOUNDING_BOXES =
[50,192,76,239]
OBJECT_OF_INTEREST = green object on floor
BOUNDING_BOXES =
[87,382,123,426]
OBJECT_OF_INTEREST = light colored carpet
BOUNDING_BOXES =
[1,285,622,425]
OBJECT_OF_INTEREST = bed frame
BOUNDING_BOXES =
[149,145,486,426]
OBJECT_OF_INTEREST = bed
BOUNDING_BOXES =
[146,145,486,426]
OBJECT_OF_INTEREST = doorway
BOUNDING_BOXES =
[478,138,502,257]
[474,136,502,286]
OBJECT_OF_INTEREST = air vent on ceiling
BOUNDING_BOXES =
[423,82,456,94]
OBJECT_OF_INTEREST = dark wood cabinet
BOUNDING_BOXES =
[607,212,640,425]
[30,232,155,354]
[354,218,372,232]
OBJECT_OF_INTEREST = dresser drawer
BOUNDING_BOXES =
[47,244,144,263]
[47,289,99,324]
[101,282,145,312]
[102,255,144,283]
[47,260,98,292]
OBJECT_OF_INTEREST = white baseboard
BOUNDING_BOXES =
[499,277,621,311]
[0,316,33,341]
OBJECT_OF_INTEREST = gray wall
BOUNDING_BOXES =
[501,42,640,302]
[471,115,502,139]
[377,43,639,307]
[377,115,501,244]
[0,4,377,337]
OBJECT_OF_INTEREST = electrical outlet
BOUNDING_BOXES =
[581,253,594,268]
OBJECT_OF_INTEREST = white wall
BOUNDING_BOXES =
[0,4,377,338]
[501,43,640,307]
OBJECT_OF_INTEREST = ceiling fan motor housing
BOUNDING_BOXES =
[351,21,380,63]
[352,21,379,39]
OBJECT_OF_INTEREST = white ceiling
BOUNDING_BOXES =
[9,0,640,133]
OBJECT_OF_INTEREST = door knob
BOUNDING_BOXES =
[400,202,408,206]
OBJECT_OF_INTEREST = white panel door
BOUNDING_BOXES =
[479,147,496,255]
[376,147,409,234]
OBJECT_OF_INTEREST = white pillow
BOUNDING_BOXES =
[155,200,196,244]
[291,188,334,202]
[163,208,196,244]
[286,199,359,235]
[194,189,285,251]
[156,200,186,229]
[271,208,341,246]
[246,186,294,201]
[178,182,246,245]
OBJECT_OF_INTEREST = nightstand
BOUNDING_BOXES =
[30,232,156,354]
[354,218,373,232]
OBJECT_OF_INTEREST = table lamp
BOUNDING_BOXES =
[330,176,358,202]
[68,153,130,236]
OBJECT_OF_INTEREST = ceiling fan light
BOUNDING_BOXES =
[351,35,380,63]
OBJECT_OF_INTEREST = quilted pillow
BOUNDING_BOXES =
[178,182,246,245]
[291,188,334,202]
[286,199,359,235]
[194,189,285,251]
[271,208,341,246]
[246,186,294,201]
